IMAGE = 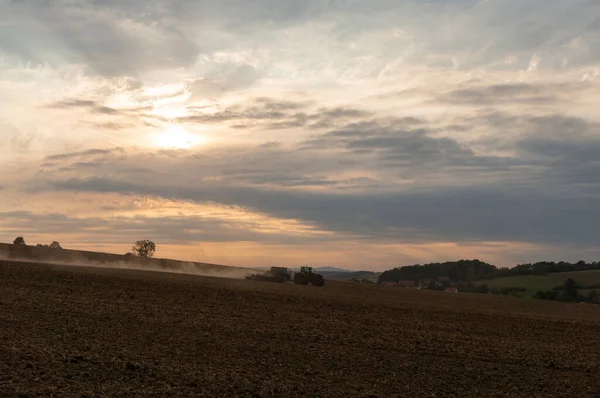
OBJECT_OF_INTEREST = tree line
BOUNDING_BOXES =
[496,261,600,277]
[378,259,600,284]
[11,236,156,258]
[378,259,498,284]
[13,236,62,249]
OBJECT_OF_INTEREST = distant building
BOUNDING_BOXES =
[397,280,417,288]
[444,287,458,294]
[418,277,452,289]
[418,279,432,289]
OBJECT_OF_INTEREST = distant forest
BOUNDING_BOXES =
[377,260,600,283]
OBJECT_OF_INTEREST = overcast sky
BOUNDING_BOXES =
[1,0,599,269]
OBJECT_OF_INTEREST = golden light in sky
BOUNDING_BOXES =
[153,125,202,149]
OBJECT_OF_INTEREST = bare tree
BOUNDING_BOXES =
[132,240,156,258]
[13,236,26,245]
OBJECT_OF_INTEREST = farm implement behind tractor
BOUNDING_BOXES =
[246,266,291,283]
[246,266,325,286]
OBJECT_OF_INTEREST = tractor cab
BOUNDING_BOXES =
[300,266,314,274]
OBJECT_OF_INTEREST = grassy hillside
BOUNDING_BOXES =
[325,271,381,282]
[474,270,600,297]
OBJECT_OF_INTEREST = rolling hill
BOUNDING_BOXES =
[0,242,260,278]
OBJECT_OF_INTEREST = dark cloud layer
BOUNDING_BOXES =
[22,110,600,248]
[440,84,557,106]
[40,176,600,247]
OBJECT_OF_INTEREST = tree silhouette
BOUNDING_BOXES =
[132,240,156,258]
[13,236,26,245]
[560,278,579,302]
[49,241,62,249]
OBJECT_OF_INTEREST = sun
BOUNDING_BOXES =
[154,125,202,149]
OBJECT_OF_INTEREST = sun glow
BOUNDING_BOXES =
[154,125,203,149]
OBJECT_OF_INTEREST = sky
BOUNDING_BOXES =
[1,0,600,270]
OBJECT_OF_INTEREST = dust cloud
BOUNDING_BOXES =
[0,252,259,280]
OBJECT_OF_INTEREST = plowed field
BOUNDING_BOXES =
[1,260,599,397]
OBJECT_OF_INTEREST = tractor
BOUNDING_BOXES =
[293,266,325,286]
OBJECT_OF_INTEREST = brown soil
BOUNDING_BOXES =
[1,260,599,397]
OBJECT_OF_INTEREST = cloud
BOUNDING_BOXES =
[46,99,151,117]
[0,1,199,77]
[180,98,371,130]
[2,0,599,86]
[44,147,125,162]
[4,132,37,152]
[300,120,522,180]
[183,97,311,122]
[49,100,98,108]
[46,99,122,115]
[258,141,282,149]
[439,83,556,106]
[188,64,262,99]
[253,97,310,111]
[90,122,136,130]
[306,107,372,129]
